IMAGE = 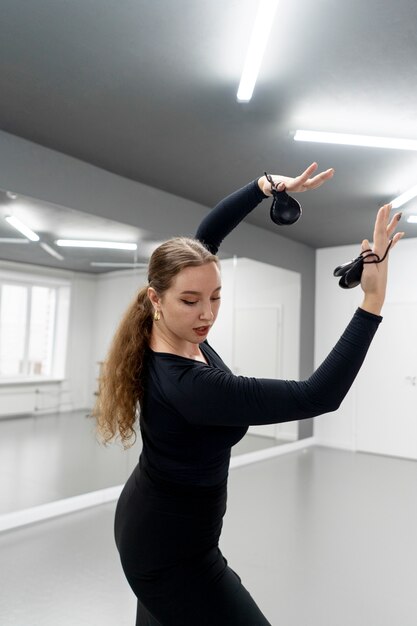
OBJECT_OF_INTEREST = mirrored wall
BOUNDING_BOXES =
[0,189,301,517]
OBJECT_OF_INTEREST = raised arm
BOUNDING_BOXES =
[195,163,334,254]
[195,179,265,254]
[161,307,381,427]
[177,196,403,427]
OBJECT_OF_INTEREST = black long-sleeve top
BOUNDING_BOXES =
[140,180,382,486]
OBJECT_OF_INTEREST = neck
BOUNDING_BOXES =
[150,325,201,358]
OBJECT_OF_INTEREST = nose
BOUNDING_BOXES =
[199,302,214,321]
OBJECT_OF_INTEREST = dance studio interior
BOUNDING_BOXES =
[1,1,417,624]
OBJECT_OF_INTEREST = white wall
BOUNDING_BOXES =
[234,258,300,383]
[65,273,96,410]
[90,268,148,395]
[205,260,236,367]
[314,236,417,450]
[209,257,301,440]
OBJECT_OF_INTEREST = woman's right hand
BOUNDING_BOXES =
[360,203,404,315]
[258,162,334,196]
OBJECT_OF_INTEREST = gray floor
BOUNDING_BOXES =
[1,446,416,625]
[0,410,281,514]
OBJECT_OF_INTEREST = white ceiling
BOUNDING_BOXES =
[1,0,417,272]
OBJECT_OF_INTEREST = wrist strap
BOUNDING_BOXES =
[361,240,393,264]
[333,240,393,289]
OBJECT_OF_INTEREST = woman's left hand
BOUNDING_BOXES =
[360,203,404,315]
[259,162,335,196]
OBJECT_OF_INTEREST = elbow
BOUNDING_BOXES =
[311,398,342,415]
[327,399,342,413]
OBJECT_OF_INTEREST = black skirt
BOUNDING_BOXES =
[114,460,271,625]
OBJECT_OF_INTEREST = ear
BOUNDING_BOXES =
[147,287,161,309]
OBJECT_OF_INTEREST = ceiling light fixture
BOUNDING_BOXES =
[0,237,29,243]
[90,262,148,268]
[55,240,137,250]
[406,215,417,223]
[5,216,40,241]
[391,183,417,209]
[39,242,65,261]
[294,130,417,151]
[237,0,279,102]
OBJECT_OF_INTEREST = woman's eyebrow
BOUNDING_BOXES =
[180,286,222,295]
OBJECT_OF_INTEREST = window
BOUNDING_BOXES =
[0,275,68,379]
[28,286,57,375]
[0,284,28,376]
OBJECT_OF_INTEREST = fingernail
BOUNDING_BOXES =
[397,213,402,221]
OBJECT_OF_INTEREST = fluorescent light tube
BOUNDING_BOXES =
[39,242,65,261]
[391,183,417,209]
[5,216,40,241]
[55,240,137,250]
[0,237,29,243]
[237,0,279,102]
[90,262,147,268]
[406,215,417,223]
[294,130,417,151]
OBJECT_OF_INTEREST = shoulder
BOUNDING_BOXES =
[201,341,232,372]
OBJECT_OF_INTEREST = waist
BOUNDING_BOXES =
[139,451,229,491]
[136,455,228,515]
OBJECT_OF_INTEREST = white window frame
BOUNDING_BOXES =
[0,270,71,383]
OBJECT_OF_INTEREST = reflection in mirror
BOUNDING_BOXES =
[0,190,301,519]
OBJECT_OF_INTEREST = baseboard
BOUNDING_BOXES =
[314,438,355,452]
[230,437,316,469]
[0,486,123,533]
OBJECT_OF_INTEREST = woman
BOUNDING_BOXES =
[94,163,403,625]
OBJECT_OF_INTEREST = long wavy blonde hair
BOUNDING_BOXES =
[92,237,218,448]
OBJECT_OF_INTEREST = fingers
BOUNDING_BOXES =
[270,163,334,193]
[373,203,392,240]
[390,231,405,249]
[370,201,405,255]
[386,211,402,238]
[304,167,335,189]
[374,203,404,242]
[299,162,319,182]
[283,163,334,192]
[292,162,319,188]
[361,238,371,252]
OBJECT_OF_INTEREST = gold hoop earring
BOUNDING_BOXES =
[153,310,160,321]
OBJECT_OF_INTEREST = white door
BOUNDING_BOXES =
[233,306,281,437]
[355,302,417,459]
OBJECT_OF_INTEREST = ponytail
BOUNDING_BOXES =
[93,285,152,448]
